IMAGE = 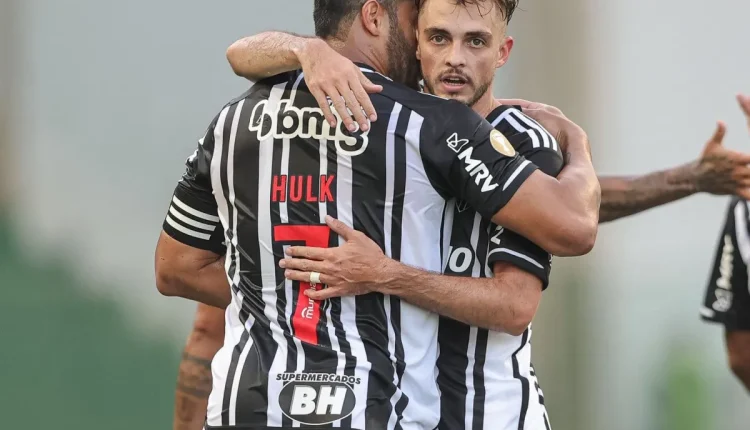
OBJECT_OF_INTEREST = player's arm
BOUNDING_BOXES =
[154,119,231,309]
[226,31,380,132]
[429,104,599,257]
[285,216,544,334]
[600,95,750,222]
[700,198,750,392]
[174,304,225,430]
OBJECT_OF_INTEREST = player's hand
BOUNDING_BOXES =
[692,102,750,199]
[278,216,388,300]
[738,94,750,133]
[497,98,589,157]
[297,39,383,133]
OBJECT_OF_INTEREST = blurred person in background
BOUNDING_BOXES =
[701,94,750,393]
[169,0,750,429]
[157,0,599,429]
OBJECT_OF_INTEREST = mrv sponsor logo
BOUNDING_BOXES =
[277,373,360,425]
[250,100,369,156]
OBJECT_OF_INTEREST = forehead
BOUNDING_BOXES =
[418,0,505,34]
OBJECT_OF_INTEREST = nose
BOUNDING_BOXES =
[445,42,466,68]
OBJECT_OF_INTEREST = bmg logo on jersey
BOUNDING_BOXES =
[250,100,369,156]
[277,373,359,425]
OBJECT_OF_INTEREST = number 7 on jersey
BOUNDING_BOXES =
[274,225,331,345]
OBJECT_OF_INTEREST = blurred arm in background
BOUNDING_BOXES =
[174,304,225,430]
[700,197,750,392]
[598,95,750,222]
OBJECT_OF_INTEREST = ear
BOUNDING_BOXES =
[496,36,514,69]
[360,0,386,37]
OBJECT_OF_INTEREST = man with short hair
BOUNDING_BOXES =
[169,0,750,429]
[158,0,599,429]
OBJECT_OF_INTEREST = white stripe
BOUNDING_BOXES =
[441,202,456,273]
[317,116,347,429]
[503,160,532,191]
[526,115,559,152]
[225,99,248,424]
[169,206,217,231]
[228,334,253,425]
[738,203,750,265]
[260,83,290,427]
[336,142,370,430]
[359,66,392,81]
[487,247,545,270]
[514,111,551,149]
[398,110,442,427]
[165,215,211,240]
[700,306,716,318]
[497,110,540,149]
[172,195,221,222]
[206,105,231,427]
[464,213,483,430]
[280,74,305,224]
[384,103,403,430]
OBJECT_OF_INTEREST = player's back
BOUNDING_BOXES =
[203,66,537,430]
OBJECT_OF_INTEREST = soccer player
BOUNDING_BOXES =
[702,94,750,393]
[215,2,750,430]
[155,1,599,429]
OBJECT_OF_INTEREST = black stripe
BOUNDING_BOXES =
[471,328,489,430]
[436,317,471,430]
[391,105,411,429]
[351,97,396,429]
[218,102,240,426]
[512,329,531,430]
[228,80,283,426]
[544,412,552,430]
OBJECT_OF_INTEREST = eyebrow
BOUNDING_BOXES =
[423,27,493,39]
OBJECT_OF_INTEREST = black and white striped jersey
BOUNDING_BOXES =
[701,197,750,331]
[437,105,562,430]
[162,65,540,430]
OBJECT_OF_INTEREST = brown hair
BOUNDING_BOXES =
[416,0,519,24]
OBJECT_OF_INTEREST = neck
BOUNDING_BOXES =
[471,88,501,118]
[330,31,389,76]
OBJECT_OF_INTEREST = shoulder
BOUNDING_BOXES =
[487,105,559,152]
[370,74,483,134]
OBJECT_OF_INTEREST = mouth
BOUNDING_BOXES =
[439,74,469,91]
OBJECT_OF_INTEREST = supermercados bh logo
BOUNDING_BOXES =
[277,372,360,425]
[250,100,369,156]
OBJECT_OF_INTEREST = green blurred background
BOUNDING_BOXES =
[1,0,748,429]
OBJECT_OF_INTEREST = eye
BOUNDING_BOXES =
[430,35,447,45]
[469,38,486,47]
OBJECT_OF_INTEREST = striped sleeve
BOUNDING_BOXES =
[486,225,552,289]
[421,101,538,221]
[163,120,226,254]
[701,198,750,330]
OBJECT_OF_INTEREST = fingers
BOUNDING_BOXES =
[354,75,379,123]
[285,246,330,260]
[706,121,727,147]
[737,94,750,124]
[496,98,534,108]
[341,86,369,132]
[279,258,333,274]
[325,215,356,240]
[305,286,345,301]
[283,269,335,286]
[309,87,337,128]
[732,165,750,180]
[329,92,356,133]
